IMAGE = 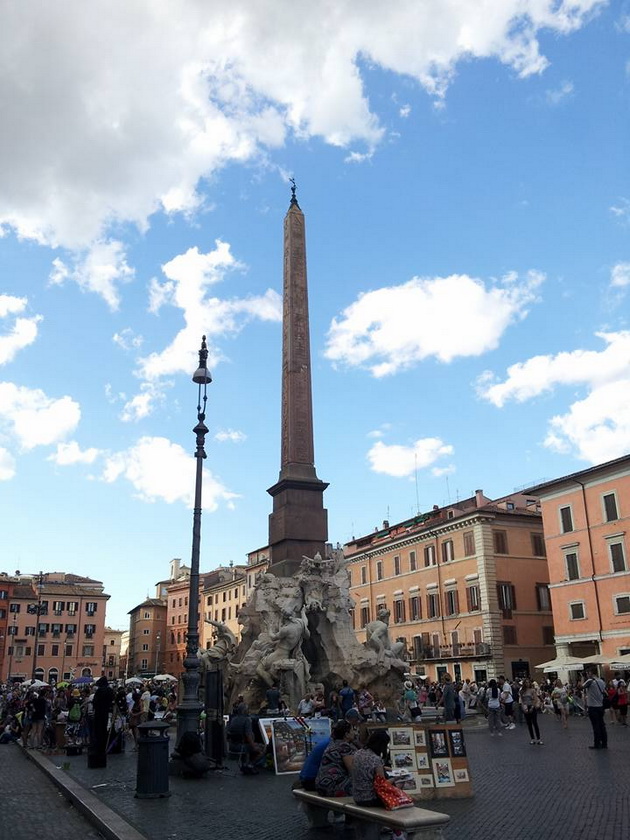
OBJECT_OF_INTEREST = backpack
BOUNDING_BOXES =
[68,703,81,722]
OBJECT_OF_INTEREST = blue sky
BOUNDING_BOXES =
[1,1,629,630]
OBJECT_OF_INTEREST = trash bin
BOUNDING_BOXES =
[135,720,171,799]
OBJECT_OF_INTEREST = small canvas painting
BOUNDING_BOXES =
[415,752,429,770]
[429,729,448,757]
[432,758,455,787]
[419,774,434,788]
[390,749,417,771]
[454,768,469,783]
[448,729,466,757]
[413,729,426,748]
[390,727,413,747]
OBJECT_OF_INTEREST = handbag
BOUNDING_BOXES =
[373,774,414,810]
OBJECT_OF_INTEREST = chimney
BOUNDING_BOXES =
[382,520,390,530]
[475,489,484,508]
[170,558,181,580]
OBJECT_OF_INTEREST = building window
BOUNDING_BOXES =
[610,542,626,573]
[560,506,574,533]
[503,626,517,645]
[602,492,619,522]
[86,602,97,615]
[206,596,212,606]
[9,603,20,613]
[466,585,480,612]
[493,531,508,554]
[37,643,45,656]
[142,643,149,651]
[409,596,421,621]
[361,566,367,585]
[497,582,516,617]
[536,584,551,611]
[141,628,149,635]
[424,545,436,567]
[409,551,417,572]
[83,644,94,656]
[221,608,226,622]
[53,601,64,614]
[67,602,78,615]
[141,659,148,670]
[65,643,73,656]
[565,552,580,581]
[394,556,401,576]
[441,540,454,563]
[569,602,585,620]
[531,533,546,557]
[360,606,370,628]
[393,599,406,624]
[376,561,383,581]
[463,532,475,556]
[427,593,440,618]
[65,624,76,635]
[614,595,630,615]
[0,590,6,599]
[445,589,459,616]
[542,626,555,646]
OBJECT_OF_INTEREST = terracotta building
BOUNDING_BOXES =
[345,490,554,682]
[127,599,167,677]
[0,572,109,683]
[525,455,630,668]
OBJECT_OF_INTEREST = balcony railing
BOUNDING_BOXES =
[414,642,492,661]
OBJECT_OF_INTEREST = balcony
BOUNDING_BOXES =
[415,643,492,661]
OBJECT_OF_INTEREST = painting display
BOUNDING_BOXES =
[390,749,417,771]
[390,727,413,747]
[448,729,466,757]
[432,758,455,788]
[429,729,448,757]
[271,718,308,775]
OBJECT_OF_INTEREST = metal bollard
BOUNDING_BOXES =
[135,720,171,798]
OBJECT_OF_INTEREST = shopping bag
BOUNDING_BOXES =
[374,774,414,810]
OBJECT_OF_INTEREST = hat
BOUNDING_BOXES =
[344,708,361,723]
[404,680,413,689]
[72,689,80,697]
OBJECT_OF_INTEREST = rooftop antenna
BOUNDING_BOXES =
[414,453,420,515]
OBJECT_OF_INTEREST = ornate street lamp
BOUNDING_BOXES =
[176,336,211,745]
[24,571,45,682]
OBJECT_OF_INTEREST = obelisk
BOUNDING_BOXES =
[267,182,328,576]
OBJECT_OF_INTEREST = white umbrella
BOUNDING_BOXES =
[610,653,630,668]
[125,677,144,685]
[154,674,178,682]
[580,654,615,666]
[535,655,584,671]
[23,678,49,688]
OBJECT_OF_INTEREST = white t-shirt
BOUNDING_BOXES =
[500,682,513,703]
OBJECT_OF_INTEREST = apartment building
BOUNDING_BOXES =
[127,599,167,677]
[525,455,630,665]
[103,627,124,680]
[0,572,109,683]
[345,490,554,682]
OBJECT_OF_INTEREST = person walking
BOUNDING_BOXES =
[551,679,569,729]
[520,679,543,745]
[499,676,516,729]
[486,679,502,737]
[583,668,608,750]
[441,674,457,722]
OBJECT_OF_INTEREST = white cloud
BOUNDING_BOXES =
[0,295,42,366]
[478,331,630,464]
[610,198,630,224]
[101,435,238,510]
[325,270,543,376]
[0,447,16,481]
[123,239,281,419]
[367,437,454,478]
[113,328,144,351]
[545,79,574,105]
[611,262,630,288]
[48,441,100,466]
[399,105,412,119]
[0,2,604,250]
[0,382,81,450]
[48,240,134,310]
[367,423,392,440]
[432,464,456,478]
[214,429,247,443]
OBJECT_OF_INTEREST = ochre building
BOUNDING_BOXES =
[345,490,554,682]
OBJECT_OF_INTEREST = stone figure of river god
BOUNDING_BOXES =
[365,607,406,662]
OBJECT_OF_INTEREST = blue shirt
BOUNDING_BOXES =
[299,738,330,781]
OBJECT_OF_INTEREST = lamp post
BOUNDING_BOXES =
[155,632,161,675]
[7,614,17,682]
[24,571,45,682]
[176,336,211,745]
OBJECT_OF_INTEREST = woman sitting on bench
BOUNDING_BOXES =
[315,720,357,796]
[351,729,390,806]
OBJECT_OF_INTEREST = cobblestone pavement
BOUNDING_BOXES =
[17,714,630,840]
[0,742,103,839]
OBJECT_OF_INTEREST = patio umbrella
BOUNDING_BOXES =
[580,654,615,666]
[154,674,178,682]
[23,679,49,688]
[56,681,70,688]
[72,676,95,685]
[610,654,630,668]
[535,655,584,672]
[125,677,144,685]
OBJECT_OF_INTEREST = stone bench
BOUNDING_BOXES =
[292,788,450,840]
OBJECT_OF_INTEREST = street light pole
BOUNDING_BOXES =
[176,336,211,745]
[155,632,161,675]
[7,614,17,682]
[28,571,45,682]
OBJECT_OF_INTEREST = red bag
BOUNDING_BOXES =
[373,774,414,810]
